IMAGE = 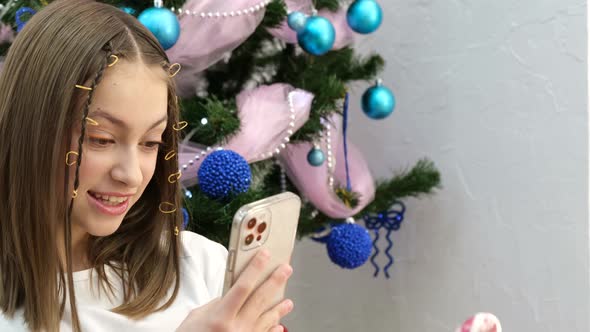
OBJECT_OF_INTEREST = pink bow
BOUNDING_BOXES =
[278,114,375,219]
[178,83,314,187]
[166,0,267,97]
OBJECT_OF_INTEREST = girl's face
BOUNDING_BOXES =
[68,60,168,239]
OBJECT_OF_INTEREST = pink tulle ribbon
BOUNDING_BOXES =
[457,313,502,332]
[166,0,267,97]
[278,114,375,219]
[178,83,314,187]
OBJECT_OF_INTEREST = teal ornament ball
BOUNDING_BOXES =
[138,7,180,50]
[287,11,307,33]
[307,147,325,166]
[362,84,395,119]
[297,16,335,56]
[346,0,383,34]
[119,6,138,16]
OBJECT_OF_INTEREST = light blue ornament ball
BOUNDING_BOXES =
[119,6,138,16]
[307,147,325,167]
[347,0,383,34]
[138,7,180,50]
[287,11,307,33]
[297,16,335,56]
[362,84,395,119]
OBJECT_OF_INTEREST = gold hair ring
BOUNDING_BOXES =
[75,84,93,91]
[159,202,177,214]
[168,63,181,78]
[167,171,182,184]
[174,226,179,236]
[85,117,99,126]
[164,150,177,161]
[172,121,188,131]
[72,190,78,198]
[65,151,79,166]
[107,54,119,67]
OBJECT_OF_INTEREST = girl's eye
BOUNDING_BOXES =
[88,137,114,147]
[143,141,164,150]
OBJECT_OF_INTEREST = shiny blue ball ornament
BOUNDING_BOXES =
[138,7,180,50]
[307,147,325,167]
[362,82,395,119]
[287,11,307,33]
[297,16,335,56]
[119,6,138,16]
[346,0,383,34]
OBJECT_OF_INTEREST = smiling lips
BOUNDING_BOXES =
[87,191,133,215]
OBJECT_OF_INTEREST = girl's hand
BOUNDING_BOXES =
[176,250,294,332]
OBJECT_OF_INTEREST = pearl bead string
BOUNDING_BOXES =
[181,146,223,171]
[259,90,297,160]
[171,0,272,18]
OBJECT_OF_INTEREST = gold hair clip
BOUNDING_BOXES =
[174,226,179,236]
[168,171,182,184]
[72,190,78,198]
[66,151,79,166]
[172,121,188,131]
[168,63,181,78]
[107,54,119,67]
[159,202,177,214]
[85,117,99,126]
[75,84,92,91]
[164,150,177,161]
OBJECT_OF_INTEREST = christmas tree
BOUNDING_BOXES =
[0,0,441,275]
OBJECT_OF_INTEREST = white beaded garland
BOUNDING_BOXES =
[171,0,272,18]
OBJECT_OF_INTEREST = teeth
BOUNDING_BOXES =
[93,193,127,205]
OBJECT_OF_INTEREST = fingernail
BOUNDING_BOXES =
[285,299,294,311]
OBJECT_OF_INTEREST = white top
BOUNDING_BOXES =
[0,231,228,331]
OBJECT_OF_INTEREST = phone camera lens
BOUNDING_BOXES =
[256,234,262,241]
[247,218,257,229]
[257,222,267,233]
[245,234,254,245]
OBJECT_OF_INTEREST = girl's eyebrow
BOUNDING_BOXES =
[88,108,168,131]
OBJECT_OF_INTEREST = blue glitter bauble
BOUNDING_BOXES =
[307,147,325,166]
[138,7,180,50]
[326,223,372,269]
[346,0,383,34]
[198,150,251,200]
[181,208,189,230]
[297,16,335,56]
[287,11,307,33]
[362,84,395,119]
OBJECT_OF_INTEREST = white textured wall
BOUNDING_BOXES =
[284,1,588,331]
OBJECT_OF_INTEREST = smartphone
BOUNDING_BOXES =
[222,192,301,304]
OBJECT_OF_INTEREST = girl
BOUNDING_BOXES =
[0,0,293,331]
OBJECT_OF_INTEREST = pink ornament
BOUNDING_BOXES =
[457,313,502,332]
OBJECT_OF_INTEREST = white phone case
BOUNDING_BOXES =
[222,192,301,306]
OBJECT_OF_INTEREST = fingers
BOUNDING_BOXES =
[257,299,294,332]
[239,264,292,320]
[222,249,271,317]
[269,325,285,332]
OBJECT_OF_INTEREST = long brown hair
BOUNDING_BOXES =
[0,1,183,331]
